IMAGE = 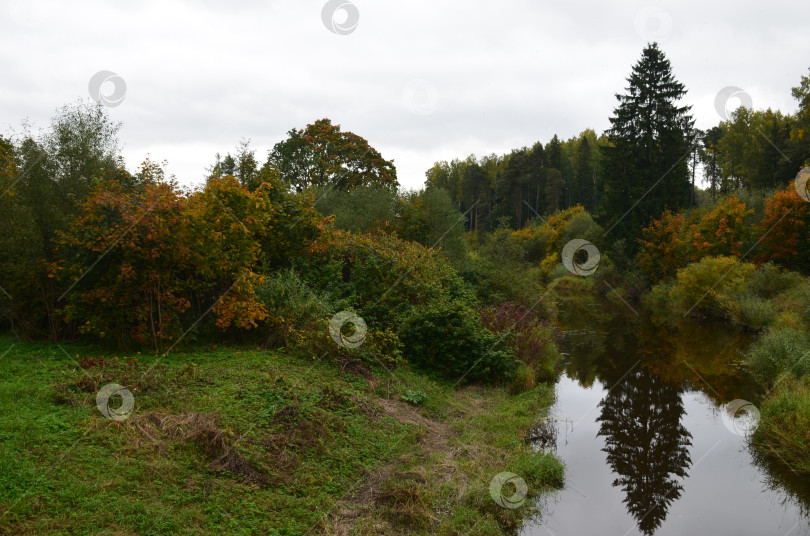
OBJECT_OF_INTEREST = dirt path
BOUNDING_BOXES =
[323,395,459,535]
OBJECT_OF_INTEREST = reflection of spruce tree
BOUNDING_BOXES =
[597,366,692,535]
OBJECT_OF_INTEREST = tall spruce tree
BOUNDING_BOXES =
[601,43,694,245]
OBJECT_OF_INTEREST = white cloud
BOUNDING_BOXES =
[1,0,808,190]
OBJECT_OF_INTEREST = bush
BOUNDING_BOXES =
[510,364,537,394]
[643,280,674,315]
[401,390,427,406]
[724,293,776,329]
[719,264,802,329]
[752,377,810,475]
[778,280,810,326]
[557,210,602,252]
[746,326,810,386]
[303,230,514,381]
[356,327,404,368]
[506,206,602,274]
[256,268,334,349]
[398,300,517,382]
[668,256,756,317]
[395,188,469,268]
[547,262,571,281]
[744,263,803,299]
[481,302,560,386]
[461,255,546,307]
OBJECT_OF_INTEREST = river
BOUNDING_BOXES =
[521,305,810,536]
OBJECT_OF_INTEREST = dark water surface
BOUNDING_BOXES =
[521,310,810,536]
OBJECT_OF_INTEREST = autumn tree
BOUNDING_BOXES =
[267,118,397,192]
[638,195,755,282]
[53,163,322,350]
[637,210,690,281]
[755,184,810,272]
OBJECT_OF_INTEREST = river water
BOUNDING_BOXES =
[521,308,810,536]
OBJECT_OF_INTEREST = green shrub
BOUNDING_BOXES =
[398,300,517,382]
[558,210,602,252]
[668,256,757,317]
[357,327,404,367]
[401,390,428,406]
[642,280,680,321]
[721,263,803,329]
[547,262,571,281]
[752,377,810,474]
[725,293,776,329]
[303,231,515,381]
[256,268,335,348]
[481,302,560,387]
[746,326,810,386]
[744,263,803,299]
[772,279,810,327]
[461,255,546,307]
[395,188,469,268]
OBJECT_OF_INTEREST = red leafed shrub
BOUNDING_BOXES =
[481,301,560,383]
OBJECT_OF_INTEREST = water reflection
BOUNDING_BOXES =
[597,365,692,535]
[521,300,810,535]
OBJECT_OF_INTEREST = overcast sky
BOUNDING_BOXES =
[2,0,808,190]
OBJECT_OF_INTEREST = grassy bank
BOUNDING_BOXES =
[0,337,562,535]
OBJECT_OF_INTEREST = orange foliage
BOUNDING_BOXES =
[53,172,321,350]
[755,185,810,270]
[638,196,754,282]
[637,210,690,281]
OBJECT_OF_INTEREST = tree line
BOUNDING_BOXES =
[426,43,810,247]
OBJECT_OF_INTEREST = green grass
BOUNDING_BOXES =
[0,337,562,535]
[746,326,810,386]
[752,377,810,475]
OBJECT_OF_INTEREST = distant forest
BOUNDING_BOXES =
[426,44,810,242]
